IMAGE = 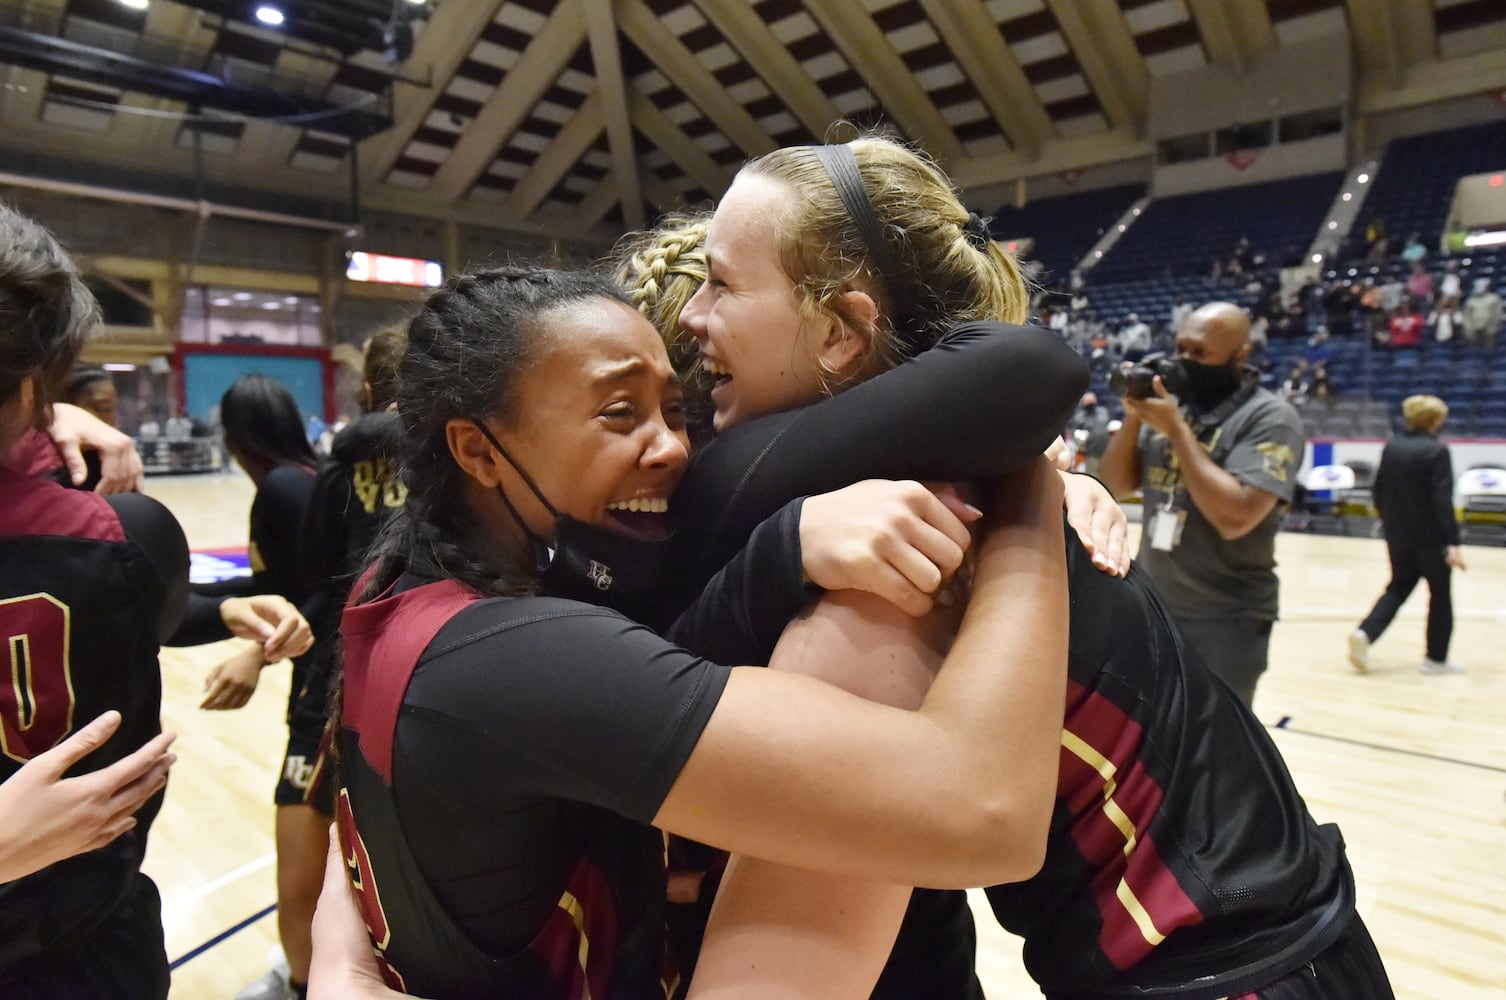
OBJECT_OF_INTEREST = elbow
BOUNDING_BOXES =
[928,782,1054,887]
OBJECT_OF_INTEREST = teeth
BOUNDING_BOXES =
[607,497,669,513]
[701,358,729,377]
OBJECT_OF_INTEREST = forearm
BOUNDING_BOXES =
[165,592,235,646]
[1166,424,1264,538]
[1097,415,1142,498]
[690,857,908,999]
[915,467,1068,879]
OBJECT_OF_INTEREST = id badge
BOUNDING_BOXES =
[1150,507,1186,552]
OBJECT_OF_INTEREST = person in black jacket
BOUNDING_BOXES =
[1349,394,1466,674]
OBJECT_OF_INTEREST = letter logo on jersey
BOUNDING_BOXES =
[588,560,613,591]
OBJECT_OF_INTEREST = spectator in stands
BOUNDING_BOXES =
[1348,395,1465,676]
[1311,360,1333,403]
[1302,326,1334,368]
[1399,232,1428,264]
[1169,296,1193,333]
[1281,365,1310,406]
[1379,273,1406,317]
[1363,214,1388,264]
[1438,259,1462,308]
[1406,262,1434,310]
[1388,300,1425,348]
[1116,311,1151,360]
[63,365,118,427]
[1463,277,1503,350]
[1323,277,1358,337]
[1428,300,1462,344]
[1099,302,1305,706]
[1068,391,1112,477]
[1357,277,1385,340]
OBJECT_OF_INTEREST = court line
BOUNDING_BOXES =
[167,850,276,906]
[1267,718,1506,775]
[1280,605,1506,622]
[169,903,277,970]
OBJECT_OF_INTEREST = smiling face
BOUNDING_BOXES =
[678,172,832,432]
[480,296,690,543]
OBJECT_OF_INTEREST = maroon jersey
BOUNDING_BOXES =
[339,577,733,999]
[0,465,185,974]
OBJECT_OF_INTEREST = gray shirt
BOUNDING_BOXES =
[1135,386,1304,623]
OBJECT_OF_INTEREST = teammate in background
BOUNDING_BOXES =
[176,373,325,1000]
[0,202,306,998]
[1099,301,1305,706]
[1349,394,1466,675]
[63,363,119,427]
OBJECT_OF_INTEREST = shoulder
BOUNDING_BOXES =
[1237,389,1303,432]
[434,594,649,653]
[0,466,123,542]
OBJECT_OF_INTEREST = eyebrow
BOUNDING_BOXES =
[590,359,680,388]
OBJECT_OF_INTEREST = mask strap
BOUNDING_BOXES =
[469,419,561,560]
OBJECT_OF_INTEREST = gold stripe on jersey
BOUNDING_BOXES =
[558,889,594,1000]
[1061,728,1167,946]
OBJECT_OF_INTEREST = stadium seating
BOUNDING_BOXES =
[988,183,1145,288]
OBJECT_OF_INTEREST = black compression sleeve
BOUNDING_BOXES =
[665,499,810,666]
[108,492,190,645]
[676,321,1087,567]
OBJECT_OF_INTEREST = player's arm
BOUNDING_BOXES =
[689,590,953,998]
[656,459,1067,888]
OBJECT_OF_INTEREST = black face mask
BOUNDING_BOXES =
[1083,402,1098,413]
[470,420,673,608]
[1180,359,1244,414]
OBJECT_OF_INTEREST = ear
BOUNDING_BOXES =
[446,418,504,488]
[815,288,880,378]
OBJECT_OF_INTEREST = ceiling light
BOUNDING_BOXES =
[118,0,149,9]
[211,298,233,306]
[255,5,285,27]
[262,301,283,309]
[1356,173,1369,184]
[1311,254,1322,264]
[1327,221,1337,230]
[233,292,252,301]
[103,362,138,371]
[1342,192,1352,201]
[284,296,300,304]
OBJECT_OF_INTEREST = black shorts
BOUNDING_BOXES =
[4,873,169,1000]
[1242,913,1393,1000]
[275,652,335,814]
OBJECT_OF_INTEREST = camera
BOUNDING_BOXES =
[1108,352,1189,399]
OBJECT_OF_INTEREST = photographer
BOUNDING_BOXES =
[1099,302,1304,706]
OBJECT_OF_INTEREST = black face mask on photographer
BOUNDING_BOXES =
[1179,355,1246,414]
[470,419,673,606]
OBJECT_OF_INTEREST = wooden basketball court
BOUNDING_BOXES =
[142,471,1506,1000]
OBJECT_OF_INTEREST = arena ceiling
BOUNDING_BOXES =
[1,0,1504,244]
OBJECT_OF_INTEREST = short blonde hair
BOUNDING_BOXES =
[740,134,1030,374]
[1401,394,1448,431]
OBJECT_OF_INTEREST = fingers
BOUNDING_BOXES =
[924,482,983,526]
[221,598,275,642]
[97,446,145,494]
[61,441,89,488]
[264,615,313,662]
[200,677,251,711]
[36,710,124,777]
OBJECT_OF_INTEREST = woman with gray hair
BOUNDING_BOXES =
[1349,394,1466,674]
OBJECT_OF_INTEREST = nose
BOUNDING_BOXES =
[680,282,709,341]
[644,419,689,472]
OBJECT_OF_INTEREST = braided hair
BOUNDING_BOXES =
[355,265,634,604]
[611,213,714,441]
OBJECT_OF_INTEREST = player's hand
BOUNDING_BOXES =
[1060,471,1130,576]
[219,595,313,661]
[1446,545,1466,571]
[0,711,175,883]
[47,402,144,494]
[1044,435,1072,471]
[310,826,428,1000]
[200,644,265,711]
[799,480,978,618]
[1119,376,1185,438]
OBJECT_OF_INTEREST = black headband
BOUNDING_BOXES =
[810,143,928,355]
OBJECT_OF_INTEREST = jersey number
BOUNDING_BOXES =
[353,460,408,516]
[1,594,76,765]
[336,789,408,991]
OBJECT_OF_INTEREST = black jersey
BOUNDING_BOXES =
[983,540,1352,998]
[338,503,809,999]
[0,465,187,973]
[651,320,1355,996]
[300,411,407,639]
